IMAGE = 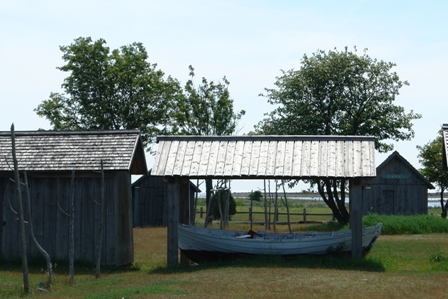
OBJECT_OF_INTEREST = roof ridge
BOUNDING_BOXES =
[0,129,140,136]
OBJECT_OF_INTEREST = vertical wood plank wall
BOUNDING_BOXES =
[0,171,133,266]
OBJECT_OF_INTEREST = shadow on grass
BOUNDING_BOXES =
[149,254,385,275]
[0,258,140,276]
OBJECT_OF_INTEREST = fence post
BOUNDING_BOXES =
[200,207,203,219]
[303,207,307,223]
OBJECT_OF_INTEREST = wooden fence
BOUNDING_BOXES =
[196,207,334,223]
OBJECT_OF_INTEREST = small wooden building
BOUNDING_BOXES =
[132,174,200,227]
[361,151,434,215]
[0,130,147,266]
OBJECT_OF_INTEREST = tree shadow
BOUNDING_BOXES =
[149,254,385,275]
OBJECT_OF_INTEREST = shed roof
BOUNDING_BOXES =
[443,124,448,170]
[0,130,147,174]
[151,135,376,179]
[376,151,435,189]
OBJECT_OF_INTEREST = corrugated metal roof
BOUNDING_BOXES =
[443,124,448,170]
[152,135,376,179]
[0,130,147,174]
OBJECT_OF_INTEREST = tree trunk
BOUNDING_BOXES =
[281,181,292,233]
[441,188,446,218]
[204,178,213,227]
[95,160,105,278]
[263,180,268,229]
[11,124,29,293]
[317,178,349,225]
[24,172,53,287]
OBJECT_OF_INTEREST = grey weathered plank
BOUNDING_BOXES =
[266,141,278,176]
[274,141,286,176]
[240,141,253,176]
[198,141,211,175]
[172,140,188,176]
[181,141,196,176]
[249,140,261,176]
[164,140,179,176]
[257,141,269,176]
[189,141,203,177]
[206,141,220,175]
[215,141,229,176]
[223,141,236,176]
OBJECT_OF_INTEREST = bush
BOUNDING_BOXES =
[249,190,263,202]
[211,191,237,220]
[362,214,448,234]
[300,213,448,235]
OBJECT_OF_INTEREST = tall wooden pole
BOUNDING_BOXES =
[167,179,179,268]
[11,124,29,293]
[349,178,363,259]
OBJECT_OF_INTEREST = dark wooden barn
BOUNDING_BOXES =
[361,151,434,215]
[132,174,200,227]
[0,130,147,266]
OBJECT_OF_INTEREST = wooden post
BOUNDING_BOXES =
[349,178,363,259]
[179,179,191,265]
[133,186,140,227]
[166,179,179,268]
[303,207,307,223]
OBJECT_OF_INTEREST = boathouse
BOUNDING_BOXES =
[150,135,377,266]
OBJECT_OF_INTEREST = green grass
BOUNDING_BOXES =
[3,201,448,298]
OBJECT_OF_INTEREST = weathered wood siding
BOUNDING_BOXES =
[361,151,433,215]
[133,176,168,227]
[0,171,133,266]
[132,176,196,227]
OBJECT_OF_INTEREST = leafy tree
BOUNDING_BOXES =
[417,130,448,218]
[172,66,245,226]
[255,47,421,225]
[35,37,183,150]
[249,190,263,202]
[172,65,245,135]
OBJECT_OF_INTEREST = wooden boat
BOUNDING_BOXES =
[178,223,382,263]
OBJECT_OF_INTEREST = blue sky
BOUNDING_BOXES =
[1,0,447,191]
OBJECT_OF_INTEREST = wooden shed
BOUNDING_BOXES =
[151,135,377,266]
[361,151,434,215]
[132,174,200,227]
[0,130,147,266]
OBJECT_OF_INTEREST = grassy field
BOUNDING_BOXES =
[1,202,448,298]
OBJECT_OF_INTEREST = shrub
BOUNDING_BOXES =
[362,214,448,234]
[211,191,237,220]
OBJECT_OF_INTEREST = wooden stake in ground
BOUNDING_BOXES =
[10,123,29,293]
[69,170,75,282]
[24,171,53,287]
[95,160,105,278]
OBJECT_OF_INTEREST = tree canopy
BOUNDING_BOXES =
[171,65,245,136]
[35,37,183,150]
[417,130,448,217]
[255,47,421,224]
